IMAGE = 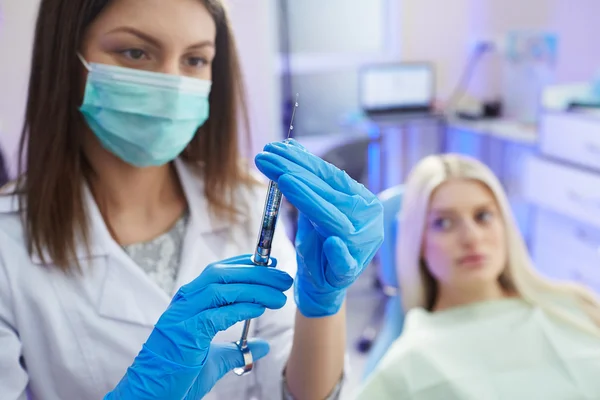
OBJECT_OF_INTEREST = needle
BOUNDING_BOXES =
[286,93,299,140]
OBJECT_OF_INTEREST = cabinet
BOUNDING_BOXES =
[524,111,600,294]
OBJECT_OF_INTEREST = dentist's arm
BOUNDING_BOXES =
[286,306,347,399]
[255,140,384,400]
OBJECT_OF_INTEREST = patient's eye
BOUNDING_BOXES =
[432,217,452,231]
[476,210,494,224]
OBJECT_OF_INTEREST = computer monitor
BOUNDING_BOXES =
[359,62,435,115]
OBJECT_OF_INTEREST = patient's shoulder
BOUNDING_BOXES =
[373,323,425,372]
[557,293,600,332]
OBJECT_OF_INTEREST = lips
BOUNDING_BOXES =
[458,254,486,266]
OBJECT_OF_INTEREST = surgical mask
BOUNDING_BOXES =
[78,54,212,167]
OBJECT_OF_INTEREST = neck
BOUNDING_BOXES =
[89,162,182,215]
[433,282,509,312]
[88,159,187,245]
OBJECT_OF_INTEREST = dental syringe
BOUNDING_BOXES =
[233,95,299,377]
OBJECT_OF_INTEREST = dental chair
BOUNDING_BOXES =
[359,184,406,380]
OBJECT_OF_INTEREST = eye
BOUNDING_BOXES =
[120,48,148,61]
[186,56,209,68]
[476,210,493,224]
[432,217,452,231]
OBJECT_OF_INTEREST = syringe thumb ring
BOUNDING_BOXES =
[233,340,254,376]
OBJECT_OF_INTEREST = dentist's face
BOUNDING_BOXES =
[77,0,218,166]
[421,179,507,290]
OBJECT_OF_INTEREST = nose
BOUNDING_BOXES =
[157,58,183,76]
[459,220,482,248]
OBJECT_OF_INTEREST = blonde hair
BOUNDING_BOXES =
[397,153,600,335]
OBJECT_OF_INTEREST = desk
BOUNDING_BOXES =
[445,118,537,185]
[446,118,538,145]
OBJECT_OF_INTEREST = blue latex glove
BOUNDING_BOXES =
[105,255,293,400]
[255,139,384,318]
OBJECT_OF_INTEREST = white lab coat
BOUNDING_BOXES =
[0,159,298,400]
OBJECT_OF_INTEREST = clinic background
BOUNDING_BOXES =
[3,0,600,169]
[2,0,600,396]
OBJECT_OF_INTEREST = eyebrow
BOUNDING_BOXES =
[430,201,496,215]
[107,27,215,50]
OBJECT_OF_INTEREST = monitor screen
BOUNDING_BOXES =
[360,64,434,112]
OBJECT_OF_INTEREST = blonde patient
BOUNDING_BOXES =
[356,154,600,400]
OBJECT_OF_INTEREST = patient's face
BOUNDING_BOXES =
[422,179,507,290]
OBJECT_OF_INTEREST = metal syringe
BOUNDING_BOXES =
[233,95,299,376]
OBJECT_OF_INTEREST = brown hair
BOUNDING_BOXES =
[16,0,254,272]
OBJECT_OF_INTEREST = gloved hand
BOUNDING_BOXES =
[105,255,293,400]
[255,139,384,318]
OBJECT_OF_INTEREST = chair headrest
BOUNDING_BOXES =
[377,185,404,289]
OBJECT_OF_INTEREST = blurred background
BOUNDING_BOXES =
[2,0,600,396]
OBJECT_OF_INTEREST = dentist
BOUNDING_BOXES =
[0,0,384,399]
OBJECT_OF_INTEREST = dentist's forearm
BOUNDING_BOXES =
[285,303,346,400]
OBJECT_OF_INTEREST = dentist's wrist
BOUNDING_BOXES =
[294,278,346,318]
[105,344,200,400]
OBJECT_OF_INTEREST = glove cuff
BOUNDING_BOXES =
[294,278,346,318]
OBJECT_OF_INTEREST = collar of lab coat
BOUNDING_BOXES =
[0,158,252,265]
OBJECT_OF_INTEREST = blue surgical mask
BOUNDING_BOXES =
[78,54,212,167]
